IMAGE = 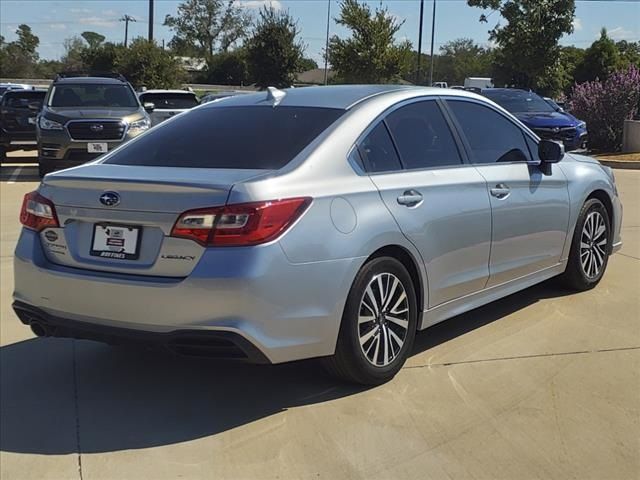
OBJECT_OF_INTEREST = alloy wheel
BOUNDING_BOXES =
[357,273,410,367]
[580,211,608,279]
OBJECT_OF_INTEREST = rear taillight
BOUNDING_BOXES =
[171,197,311,246]
[20,191,60,232]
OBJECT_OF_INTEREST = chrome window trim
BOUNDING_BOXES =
[65,118,129,142]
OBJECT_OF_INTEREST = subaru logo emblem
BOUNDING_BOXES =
[90,124,104,132]
[99,192,120,207]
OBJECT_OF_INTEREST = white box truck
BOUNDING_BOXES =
[464,77,494,89]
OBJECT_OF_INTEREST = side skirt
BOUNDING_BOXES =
[419,262,566,330]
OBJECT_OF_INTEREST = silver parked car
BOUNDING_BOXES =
[13,85,622,384]
[137,89,200,126]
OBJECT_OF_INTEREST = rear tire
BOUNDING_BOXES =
[560,198,611,291]
[322,257,418,385]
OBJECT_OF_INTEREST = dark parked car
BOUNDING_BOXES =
[0,88,47,159]
[482,89,587,151]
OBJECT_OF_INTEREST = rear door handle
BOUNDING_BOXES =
[397,190,423,207]
[490,184,510,199]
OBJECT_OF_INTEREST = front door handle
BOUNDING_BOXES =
[490,184,510,199]
[397,190,423,207]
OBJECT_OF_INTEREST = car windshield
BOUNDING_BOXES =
[483,90,555,113]
[104,106,345,169]
[140,92,199,109]
[49,84,138,108]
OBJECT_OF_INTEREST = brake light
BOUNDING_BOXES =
[19,191,59,231]
[171,197,311,246]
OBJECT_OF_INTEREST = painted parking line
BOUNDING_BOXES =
[7,167,23,184]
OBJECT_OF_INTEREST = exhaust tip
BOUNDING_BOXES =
[30,321,48,337]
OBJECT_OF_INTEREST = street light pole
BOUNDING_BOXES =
[324,0,331,85]
[416,0,424,85]
[148,0,154,42]
[428,0,437,86]
[120,15,136,47]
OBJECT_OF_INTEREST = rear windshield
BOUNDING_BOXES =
[2,91,46,108]
[104,106,345,169]
[140,92,199,109]
[49,84,138,108]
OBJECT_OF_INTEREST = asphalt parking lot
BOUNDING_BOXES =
[1,154,639,480]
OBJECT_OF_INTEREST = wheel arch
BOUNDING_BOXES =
[586,189,614,229]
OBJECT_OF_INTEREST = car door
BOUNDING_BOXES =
[444,98,570,287]
[359,99,492,307]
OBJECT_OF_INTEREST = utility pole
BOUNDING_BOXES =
[120,15,136,47]
[324,0,331,85]
[428,0,437,86]
[416,0,424,85]
[148,0,154,42]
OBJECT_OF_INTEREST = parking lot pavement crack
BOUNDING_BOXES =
[616,252,640,261]
[405,346,640,369]
[71,340,84,480]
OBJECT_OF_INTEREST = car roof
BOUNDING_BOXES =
[482,88,530,94]
[2,88,47,95]
[201,84,478,110]
[138,89,197,95]
[53,77,128,85]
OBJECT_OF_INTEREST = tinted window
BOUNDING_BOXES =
[105,106,344,169]
[483,90,555,113]
[2,91,45,108]
[447,101,531,164]
[49,84,138,108]
[140,92,199,109]
[358,122,402,173]
[385,101,462,169]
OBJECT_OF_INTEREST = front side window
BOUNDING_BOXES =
[49,84,139,108]
[446,100,531,164]
[105,106,345,169]
[385,100,462,169]
[358,122,403,173]
[139,93,199,109]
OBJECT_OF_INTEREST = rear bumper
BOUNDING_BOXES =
[13,301,270,363]
[13,228,362,364]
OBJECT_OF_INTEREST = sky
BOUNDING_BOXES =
[1,0,639,65]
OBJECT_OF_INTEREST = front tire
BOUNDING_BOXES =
[323,257,418,385]
[560,198,611,291]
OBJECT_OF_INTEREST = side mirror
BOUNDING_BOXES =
[538,140,564,164]
[143,102,155,113]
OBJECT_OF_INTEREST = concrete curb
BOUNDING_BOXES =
[598,160,640,170]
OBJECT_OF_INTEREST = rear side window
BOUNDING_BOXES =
[105,106,345,169]
[447,100,531,164]
[140,93,199,109]
[385,101,462,169]
[358,122,403,173]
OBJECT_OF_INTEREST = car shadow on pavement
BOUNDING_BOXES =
[0,280,574,455]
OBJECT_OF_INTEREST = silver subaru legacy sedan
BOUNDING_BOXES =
[13,85,622,384]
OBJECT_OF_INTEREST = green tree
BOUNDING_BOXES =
[246,6,305,89]
[556,45,585,94]
[433,38,493,85]
[299,57,318,72]
[207,49,251,85]
[81,31,106,50]
[82,42,124,73]
[1,24,40,77]
[327,0,412,84]
[574,29,621,83]
[616,40,640,69]
[164,0,252,60]
[468,0,575,94]
[60,36,87,72]
[115,38,185,89]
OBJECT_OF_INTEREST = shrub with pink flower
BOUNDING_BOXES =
[569,66,640,152]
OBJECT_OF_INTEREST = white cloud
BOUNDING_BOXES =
[70,8,91,14]
[241,0,283,10]
[572,18,583,32]
[48,23,67,31]
[78,16,118,28]
[608,26,635,41]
